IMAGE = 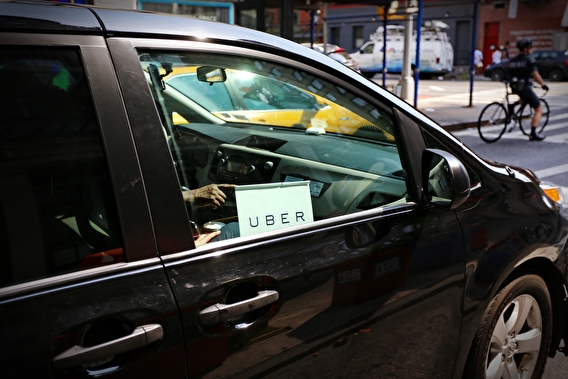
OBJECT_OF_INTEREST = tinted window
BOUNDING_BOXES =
[139,51,406,244]
[0,46,123,287]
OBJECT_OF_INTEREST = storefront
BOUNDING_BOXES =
[138,0,234,24]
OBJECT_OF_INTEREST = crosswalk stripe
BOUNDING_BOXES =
[453,119,568,141]
[535,164,568,179]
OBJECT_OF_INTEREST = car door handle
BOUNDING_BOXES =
[52,324,163,370]
[198,290,279,326]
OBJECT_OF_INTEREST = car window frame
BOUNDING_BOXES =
[108,37,425,257]
[0,33,157,295]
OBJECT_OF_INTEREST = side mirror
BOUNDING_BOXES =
[197,66,227,83]
[422,149,470,209]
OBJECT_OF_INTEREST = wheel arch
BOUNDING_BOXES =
[460,256,568,378]
[505,258,568,358]
[490,68,505,81]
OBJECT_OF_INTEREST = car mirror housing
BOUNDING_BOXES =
[422,148,470,209]
[197,66,227,83]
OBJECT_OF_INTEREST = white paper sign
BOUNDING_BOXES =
[235,181,314,237]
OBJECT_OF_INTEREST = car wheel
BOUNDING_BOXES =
[548,68,564,82]
[466,274,552,379]
[491,69,504,81]
[362,71,376,79]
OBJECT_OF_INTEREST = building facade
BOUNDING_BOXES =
[49,0,568,70]
[477,0,568,67]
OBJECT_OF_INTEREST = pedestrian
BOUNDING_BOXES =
[491,45,502,64]
[502,41,510,61]
[507,38,549,141]
[474,47,483,75]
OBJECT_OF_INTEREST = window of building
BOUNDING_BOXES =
[141,1,233,24]
[330,27,341,46]
[353,26,365,50]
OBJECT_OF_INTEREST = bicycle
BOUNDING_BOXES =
[477,80,549,143]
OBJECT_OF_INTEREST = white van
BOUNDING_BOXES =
[351,21,454,78]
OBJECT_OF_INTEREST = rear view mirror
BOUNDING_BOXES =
[197,66,227,83]
[422,149,470,209]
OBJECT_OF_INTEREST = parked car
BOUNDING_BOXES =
[2,2,568,379]
[301,42,360,72]
[484,49,568,81]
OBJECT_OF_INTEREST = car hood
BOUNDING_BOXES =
[485,158,539,183]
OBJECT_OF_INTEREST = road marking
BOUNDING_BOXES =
[535,164,568,179]
[452,120,568,142]
[428,85,445,92]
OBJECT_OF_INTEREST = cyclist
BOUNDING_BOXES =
[508,38,549,141]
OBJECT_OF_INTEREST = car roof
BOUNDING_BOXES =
[0,1,325,63]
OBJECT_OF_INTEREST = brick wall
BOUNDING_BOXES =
[478,0,568,65]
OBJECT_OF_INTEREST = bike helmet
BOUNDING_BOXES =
[516,38,532,50]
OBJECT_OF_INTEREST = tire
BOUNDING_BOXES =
[362,71,376,79]
[467,275,552,379]
[478,102,507,143]
[548,68,564,82]
[519,98,549,135]
[491,69,505,82]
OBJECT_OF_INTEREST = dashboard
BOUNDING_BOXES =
[171,122,408,223]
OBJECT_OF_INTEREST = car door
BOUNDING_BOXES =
[109,36,468,378]
[0,34,187,378]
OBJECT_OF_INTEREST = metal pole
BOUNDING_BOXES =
[399,13,414,101]
[413,0,423,107]
[322,3,328,54]
[467,0,480,108]
[382,5,388,87]
[310,10,315,48]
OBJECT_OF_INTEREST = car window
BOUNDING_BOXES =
[423,128,481,187]
[362,43,374,54]
[0,46,124,287]
[138,51,407,243]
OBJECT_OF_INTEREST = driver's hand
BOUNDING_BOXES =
[186,183,236,209]
[194,230,221,247]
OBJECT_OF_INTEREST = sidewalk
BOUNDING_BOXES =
[377,76,568,132]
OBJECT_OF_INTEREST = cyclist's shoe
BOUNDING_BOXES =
[507,120,516,132]
[529,129,545,141]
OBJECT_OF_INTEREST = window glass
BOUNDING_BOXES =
[362,43,375,54]
[353,25,365,49]
[0,46,123,287]
[423,129,480,187]
[138,51,407,245]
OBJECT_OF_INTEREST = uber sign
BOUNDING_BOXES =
[235,181,314,237]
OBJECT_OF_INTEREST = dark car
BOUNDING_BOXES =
[484,49,568,81]
[1,2,568,379]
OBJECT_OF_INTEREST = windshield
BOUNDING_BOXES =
[139,52,395,141]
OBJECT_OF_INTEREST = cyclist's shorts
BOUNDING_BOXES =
[516,88,541,109]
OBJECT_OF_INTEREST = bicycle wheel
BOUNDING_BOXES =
[519,98,549,135]
[478,102,507,143]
